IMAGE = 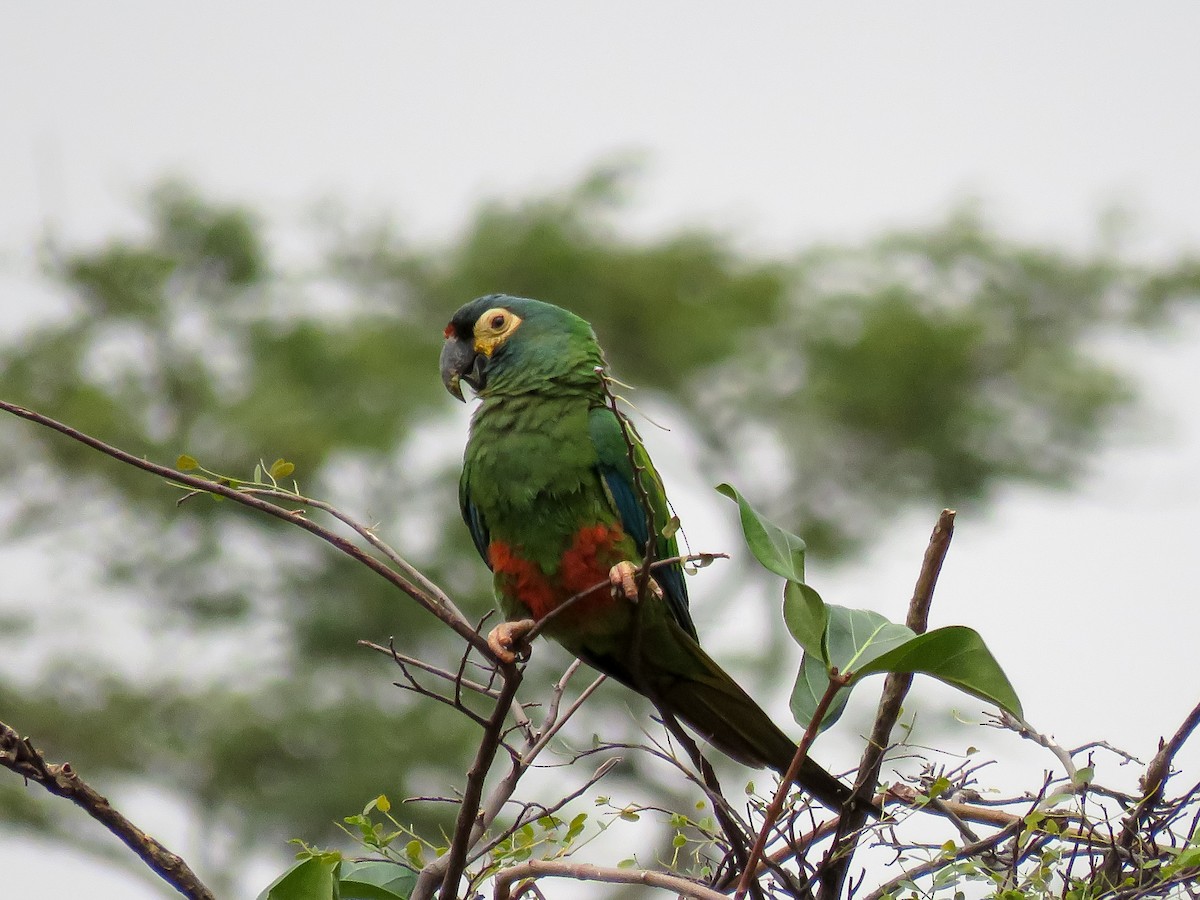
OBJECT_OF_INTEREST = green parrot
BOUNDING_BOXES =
[440,294,861,812]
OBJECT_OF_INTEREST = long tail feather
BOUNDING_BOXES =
[588,624,881,816]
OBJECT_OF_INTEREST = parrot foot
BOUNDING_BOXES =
[608,561,663,604]
[487,618,536,665]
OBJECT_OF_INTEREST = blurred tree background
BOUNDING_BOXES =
[2,166,1199,891]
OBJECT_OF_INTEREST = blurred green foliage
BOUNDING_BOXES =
[1,168,1198,883]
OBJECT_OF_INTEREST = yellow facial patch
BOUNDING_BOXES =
[472,307,523,356]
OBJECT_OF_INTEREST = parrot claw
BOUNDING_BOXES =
[487,618,536,664]
[609,561,662,604]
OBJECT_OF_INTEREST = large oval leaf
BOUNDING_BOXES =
[782,581,828,662]
[790,606,914,731]
[790,650,852,732]
[339,860,417,899]
[717,483,806,583]
[258,856,339,900]
[853,625,1023,718]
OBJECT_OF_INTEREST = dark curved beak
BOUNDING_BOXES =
[439,337,486,402]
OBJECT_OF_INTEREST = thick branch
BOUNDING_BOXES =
[1096,696,1200,889]
[424,666,525,900]
[0,720,214,900]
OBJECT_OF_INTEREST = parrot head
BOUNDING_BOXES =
[440,294,602,400]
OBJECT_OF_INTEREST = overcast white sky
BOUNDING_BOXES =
[3,4,1200,897]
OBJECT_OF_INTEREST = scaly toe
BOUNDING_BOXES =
[609,560,641,603]
[487,619,536,664]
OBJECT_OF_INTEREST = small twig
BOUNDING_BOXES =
[924,796,981,845]
[243,486,470,624]
[654,708,758,896]
[469,758,620,866]
[493,858,730,900]
[993,711,1078,782]
[0,720,214,900]
[358,639,501,698]
[735,671,851,900]
[817,509,955,900]
[422,663,609,895]
[521,672,607,764]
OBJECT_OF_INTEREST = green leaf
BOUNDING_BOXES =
[791,650,852,732]
[853,625,1023,718]
[257,856,340,900]
[716,483,805,583]
[782,581,828,661]
[176,454,198,471]
[564,812,587,842]
[403,840,424,867]
[789,605,914,731]
[271,458,296,479]
[338,860,417,900]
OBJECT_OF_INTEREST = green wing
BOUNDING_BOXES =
[588,405,697,640]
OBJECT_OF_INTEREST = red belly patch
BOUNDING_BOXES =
[560,524,625,596]
[489,542,555,619]
[488,524,626,621]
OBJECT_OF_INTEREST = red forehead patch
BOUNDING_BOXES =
[443,323,455,338]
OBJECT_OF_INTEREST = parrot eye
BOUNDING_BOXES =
[472,306,523,354]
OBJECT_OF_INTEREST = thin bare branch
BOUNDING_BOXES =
[358,639,501,698]
[993,710,1078,781]
[493,858,730,900]
[0,400,494,660]
[469,758,620,866]
[736,671,851,900]
[243,486,470,623]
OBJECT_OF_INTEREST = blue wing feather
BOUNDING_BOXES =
[459,468,491,568]
[590,407,697,640]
